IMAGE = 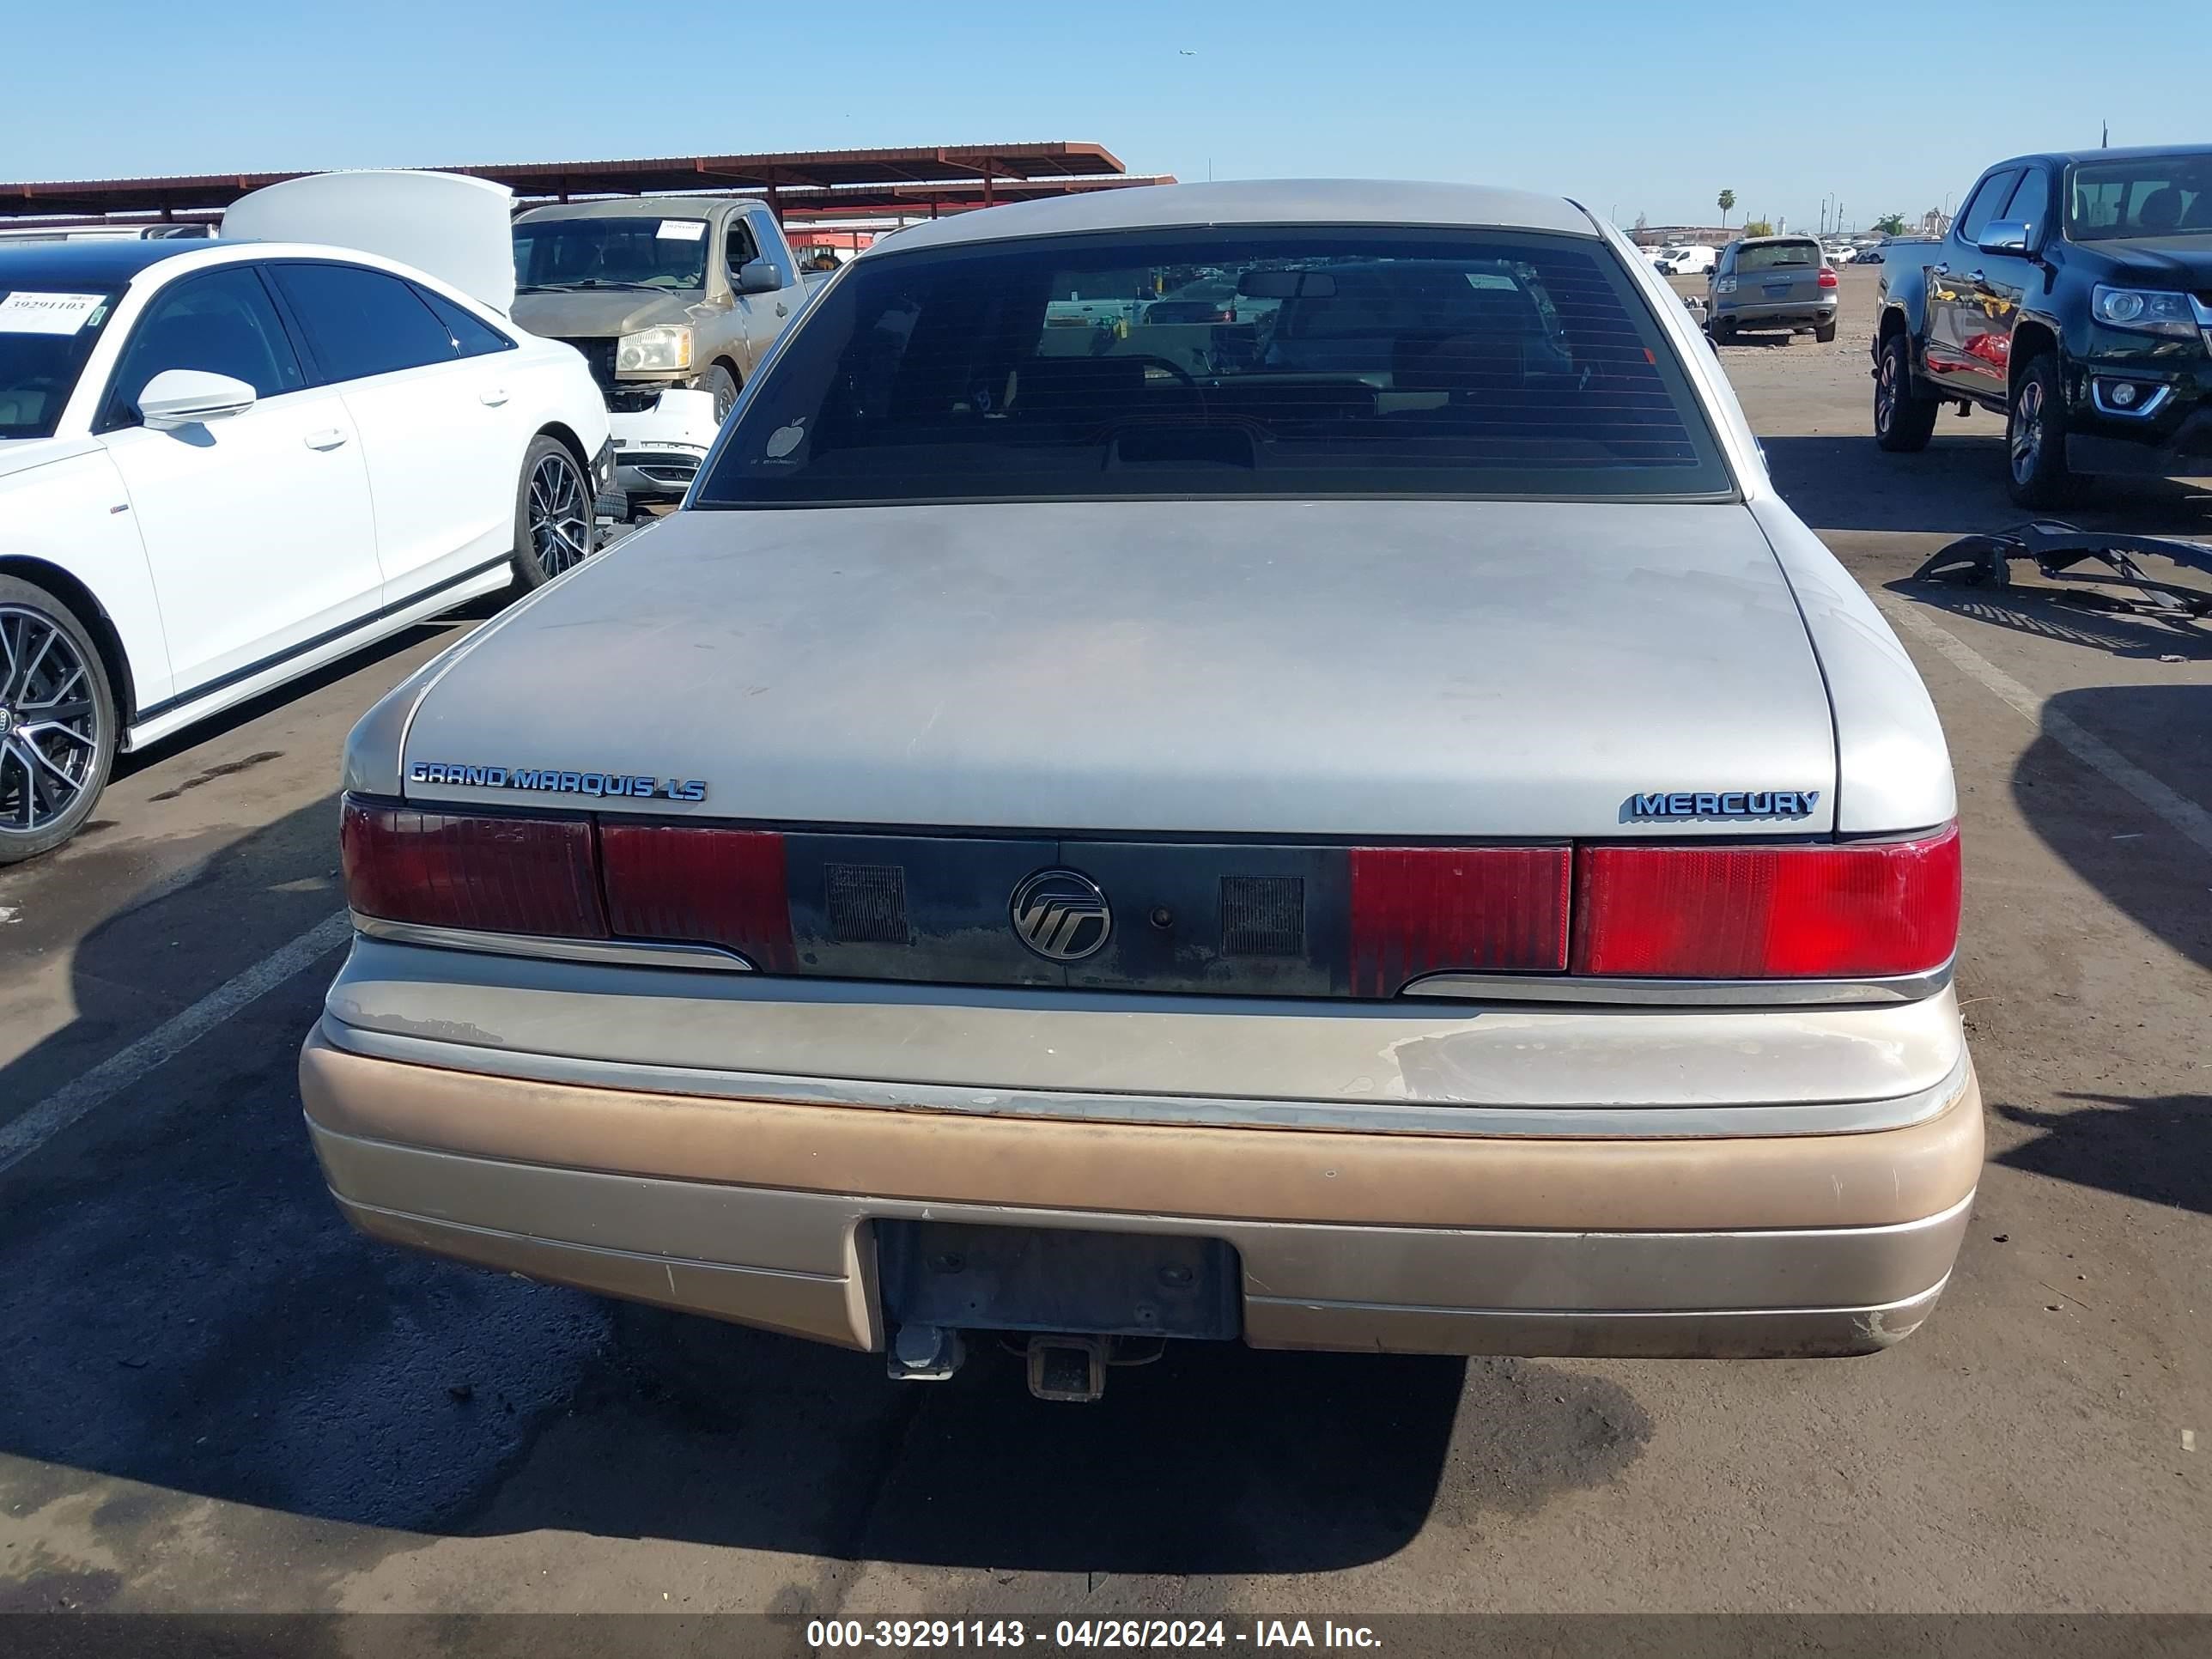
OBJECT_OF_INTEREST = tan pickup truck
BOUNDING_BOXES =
[511,195,809,512]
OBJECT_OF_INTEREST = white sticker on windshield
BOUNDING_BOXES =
[0,291,106,334]
[656,220,707,241]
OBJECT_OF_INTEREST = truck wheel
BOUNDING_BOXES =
[1711,318,1737,345]
[2006,352,2074,508]
[702,363,740,425]
[0,575,118,865]
[1873,331,1938,453]
[511,436,596,590]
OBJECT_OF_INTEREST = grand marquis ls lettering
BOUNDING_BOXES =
[404,761,707,800]
[306,180,1977,1397]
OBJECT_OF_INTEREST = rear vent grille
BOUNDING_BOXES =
[826,862,910,944]
[1220,875,1305,957]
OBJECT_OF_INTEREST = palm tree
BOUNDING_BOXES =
[1717,189,1736,231]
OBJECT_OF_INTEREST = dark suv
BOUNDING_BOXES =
[1872,146,2212,506]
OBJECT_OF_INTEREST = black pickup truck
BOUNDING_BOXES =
[1872,146,2212,506]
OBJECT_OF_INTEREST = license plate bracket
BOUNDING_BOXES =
[876,1220,1242,1340]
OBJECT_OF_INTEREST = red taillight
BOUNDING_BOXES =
[1349,846,1571,994]
[1571,824,1960,979]
[341,799,608,939]
[599,823,796,969]
[1818,267,1839,289]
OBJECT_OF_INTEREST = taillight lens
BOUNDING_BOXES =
[599,823,796,969]
[1571,823,1960,979]
[1349,846,1571,994]
[1818,268,1839,289]
[341,799,608,939]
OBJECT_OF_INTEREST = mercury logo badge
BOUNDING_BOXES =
[1626,788,1820,819]
[1011,868,1113,962]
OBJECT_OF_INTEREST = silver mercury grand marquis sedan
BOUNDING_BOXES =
[303,180,1977,1396]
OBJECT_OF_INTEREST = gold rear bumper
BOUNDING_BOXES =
[301,1028,1982,1358]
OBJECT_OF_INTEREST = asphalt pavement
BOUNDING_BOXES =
[2,268,2209,1626]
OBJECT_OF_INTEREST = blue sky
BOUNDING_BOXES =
[11,0,2207,233]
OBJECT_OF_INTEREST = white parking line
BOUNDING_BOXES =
[0,910,350,1178]
[1877,595,2212,858]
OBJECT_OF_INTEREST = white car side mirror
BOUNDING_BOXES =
[139,368,258,430]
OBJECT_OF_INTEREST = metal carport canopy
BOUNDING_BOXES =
[0,143,1138,220]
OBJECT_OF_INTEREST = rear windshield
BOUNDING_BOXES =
[0,285,120,439]
[695,227,1734,507]
[1735,241,1820,272]
[2068,156,2212,240]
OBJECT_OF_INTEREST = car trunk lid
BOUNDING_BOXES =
[383,498,1856,995]
[402,497,1833,841]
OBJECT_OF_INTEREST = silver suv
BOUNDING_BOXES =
[1710,235,1838,343]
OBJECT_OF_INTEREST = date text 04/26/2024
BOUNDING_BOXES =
[804,1620,1381,1650]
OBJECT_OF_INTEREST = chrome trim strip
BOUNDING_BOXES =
[1243,1190,1978,1249]
[1401,960,1953,1006]
[351,915,756,973]
[2089,380,2174,419]
[338,1194,846,1286]
[317,1014,1972,1140]
[1246,1277,1949,1323]
[1247,1283,1955,1318]
[356,915,1951,1009]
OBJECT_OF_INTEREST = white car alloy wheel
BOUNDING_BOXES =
[527,449,593,579]
[0,601,106,850]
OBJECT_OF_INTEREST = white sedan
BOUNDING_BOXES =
[0,178,612,860]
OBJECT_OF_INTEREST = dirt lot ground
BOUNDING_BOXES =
[2,266,2209,1635]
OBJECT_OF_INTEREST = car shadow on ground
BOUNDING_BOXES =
[1994,1091,2212,1220]
[1992,682,2212,1217]
[466,1308,1528,1575]
[2006,682,2212,973]
[0,791,1653,1577]
[1760,433,2212,541]
[1884,579,2212,665]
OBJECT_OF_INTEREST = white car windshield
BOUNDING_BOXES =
[0,283,119,439]
[698,226,1734,507]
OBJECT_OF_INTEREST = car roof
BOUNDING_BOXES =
[0,238,191,287]
[862,179,1598,259]
[1734,234,1819,246]
[1990,144,2212,169]
[514,196,762,222]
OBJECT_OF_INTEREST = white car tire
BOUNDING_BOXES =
[510,437,598,591]
[0,575,118,864]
